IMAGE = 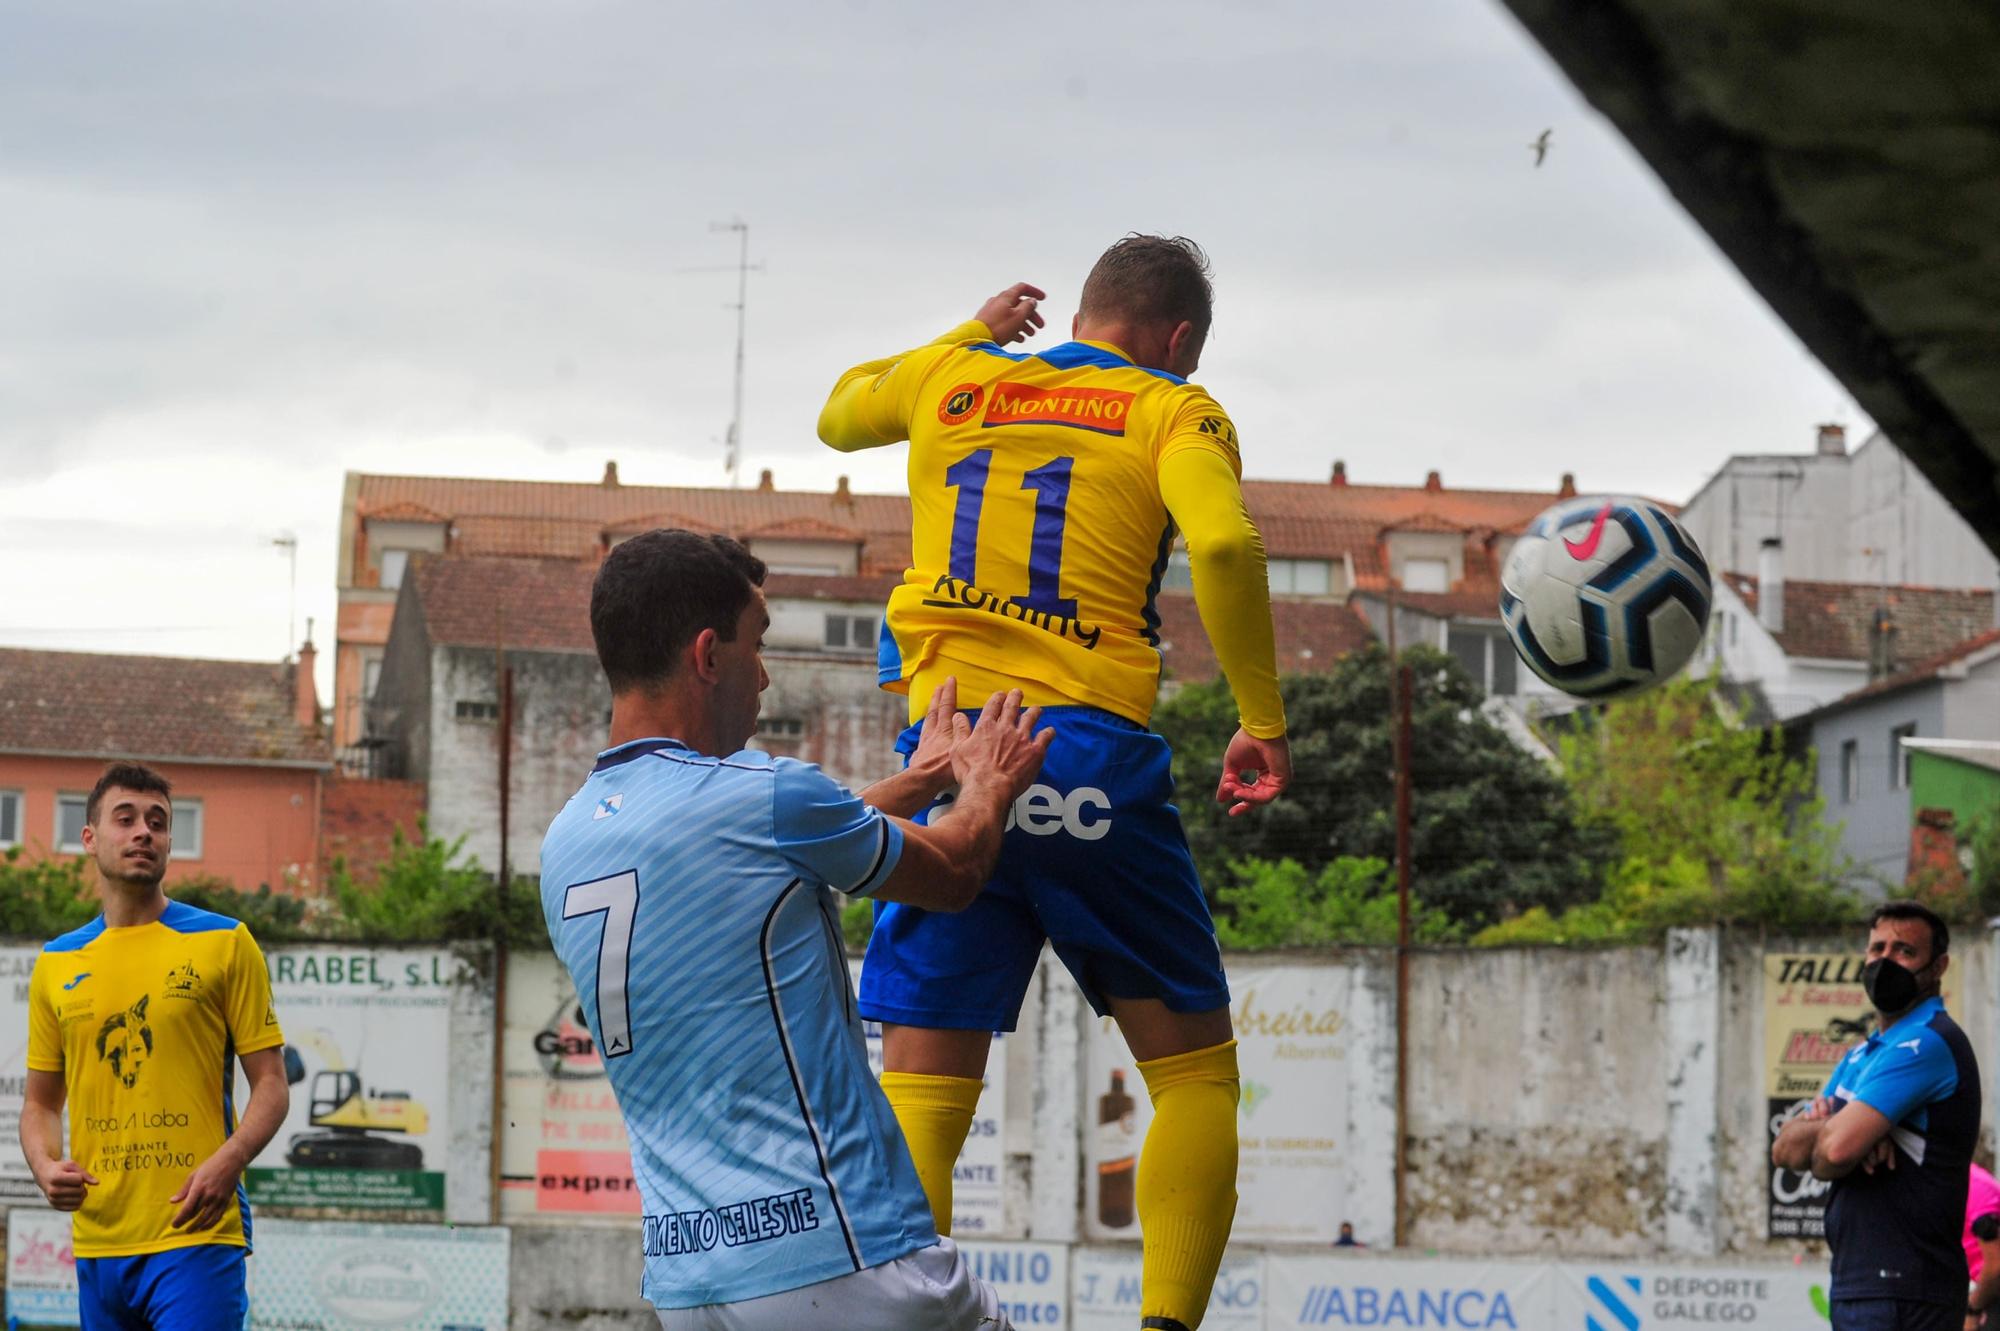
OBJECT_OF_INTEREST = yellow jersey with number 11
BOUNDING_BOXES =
[819,320,1284,736]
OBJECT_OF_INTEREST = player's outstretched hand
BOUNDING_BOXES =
[1217,728,1292,817]
[953,688,1053,801]
[974,282,1047,345]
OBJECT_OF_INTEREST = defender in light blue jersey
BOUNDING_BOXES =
[542,529,1049,1329]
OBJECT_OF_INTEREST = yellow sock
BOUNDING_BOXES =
[879,1071,982,1236]
[1136,1039,1240,1330]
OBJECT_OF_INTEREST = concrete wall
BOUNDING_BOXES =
[1942,654,2000,740]
[427,645,608,878]
[1405,945,1670,1254]
[1846,434,2000,592]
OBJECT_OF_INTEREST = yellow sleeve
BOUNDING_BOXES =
[817,320,993,452]
[226,927,285,1056]
[1158,434,1288,741]
[26,954,62,1073]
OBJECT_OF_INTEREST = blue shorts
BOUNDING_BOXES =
[76,1244,247,1331]
[858,706,1229,1030]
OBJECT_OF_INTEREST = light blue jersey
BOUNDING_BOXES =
[540,737,935,1309]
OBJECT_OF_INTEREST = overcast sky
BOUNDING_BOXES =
[0,0,1872,692]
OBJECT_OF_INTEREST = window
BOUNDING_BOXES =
[1840,739,1860,804]
[56,794,88,853]
[379,548,411,590]
[170,799,203,861]
[823,614,878,652]
[1890,723,1917,790]
[363,657,383,700]
[1446,627,1520,696]
[1268,559,1332,597]
[755,716,806,756]
[1401,558,1449,593]
[0,790,19,847]
[1161,551,1194,592]
[456,699,500,722]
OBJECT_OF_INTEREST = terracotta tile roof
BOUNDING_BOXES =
[601,510,722,537]
[364,500,451,523]
[405,561,904,655]
[408,557,599,653]
[1381,511,1467,535]
[1720,573,1995,663]
[357,474,914,573]
[449,515,605,559]
[0,649,329,766]
[1803,628,2000,718]
[744,516,865,543]
[1157,595,1375,685]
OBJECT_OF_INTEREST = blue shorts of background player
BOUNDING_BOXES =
[858,705,1229,1030]
[76,1245,247,1331]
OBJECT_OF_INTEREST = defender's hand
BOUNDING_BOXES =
[1217,729,1291,817]
[952,689,1053,802]
[974,283,1047,345]
[34,1158,97,1212]
[907,677,970,797]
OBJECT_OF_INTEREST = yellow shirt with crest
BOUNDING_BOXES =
[27,900,283,1257]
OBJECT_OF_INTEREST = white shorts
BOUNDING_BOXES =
[654,1238,1011,1331]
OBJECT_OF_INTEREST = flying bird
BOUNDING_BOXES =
[1530,128,1552,167]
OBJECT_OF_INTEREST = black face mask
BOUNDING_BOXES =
[1862,957,1928,1013]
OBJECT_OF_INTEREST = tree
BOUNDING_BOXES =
[1486,672,1860,941]
[1212,856,1459,948]
[1154,643,1612,931]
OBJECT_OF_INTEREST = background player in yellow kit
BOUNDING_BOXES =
[20,761,289,1331]
[818,235,1293,1331]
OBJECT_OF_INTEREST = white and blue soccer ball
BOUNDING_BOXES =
[1499,496,1713,700]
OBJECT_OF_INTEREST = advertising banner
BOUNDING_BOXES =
[1265,1254,1556,1331]
[248,1219,510,1330]
[1083,965,1383,1243]
[499,951,639,1221]
[1551,1262,1829,1330]
[1071,1247,1265,1330]
[239,946,480,1220]
[962,1240,1069,1329]
[498,952,1009,1231]
[5,1207,78,1327]
[2,945,50,1204]
[1761,951,1962,1238]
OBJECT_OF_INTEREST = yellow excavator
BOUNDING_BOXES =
[280,1028,429,1171]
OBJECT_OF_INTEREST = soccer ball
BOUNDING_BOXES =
[1499,496,1713,700]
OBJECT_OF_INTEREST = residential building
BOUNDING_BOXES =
[1904,739,2000,838]
[1789,629,2000,884]
[0,645,331,892]
[1678,424,2000,590]
[1692,555,1995,721]
[336,460,1593,753]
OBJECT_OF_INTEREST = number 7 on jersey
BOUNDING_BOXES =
[562,870,639,1058]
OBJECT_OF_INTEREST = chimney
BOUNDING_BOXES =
[294,628,319,729]
[1331,460,1348,487]
[1757,538,1785,634]
[1424,470,1442,494]
[1816,423,1847,456]
[601,460,620,487]
[1907,807,1966,893]
[1869,606,1898,680]
[757,468,775,492]
[1558,472,1577,499]
[834,475,853,506]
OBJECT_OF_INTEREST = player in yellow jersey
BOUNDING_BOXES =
[819,235,1293,1331]
[20,762,290,1331]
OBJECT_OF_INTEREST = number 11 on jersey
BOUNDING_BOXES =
[945,449,1078,619]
